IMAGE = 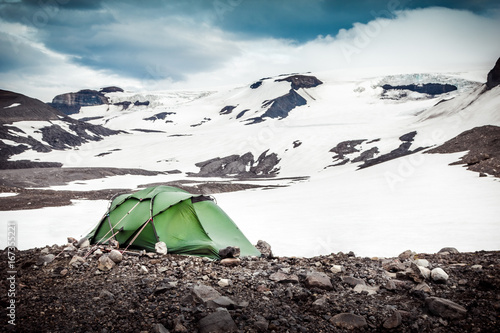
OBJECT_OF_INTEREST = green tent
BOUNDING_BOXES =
[87,185,260,259]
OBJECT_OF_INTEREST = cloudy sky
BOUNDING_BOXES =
[1,0,500,101]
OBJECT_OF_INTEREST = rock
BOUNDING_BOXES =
[353,284,379,295]
[255,240,273,258]
[218,246,240,259]
[269,271,299,284]
[37,254,55,265]
[438,247,459,254]
[407,263,428,283]
[155,241,168,255]
[108,249,123,263]
[40,247,50,254]
[426,297,467,319]
[329,313,367,330]
[220,258,240,267]
[217,279,230,288]
[63,244,77,252]
[207,296,237,309]
[253,315,269,331]
[330,264,343,274]
[382,259,406,272]
[431,268,449,283]
[67,237,78,244]
[93,249,103,256]
[274,74,323,90]
[486,57,500,89]
[49,89,109,115]
[383,311,402,329]
[139,265,148,274]
[398,250,415,260]
[413,282,432,293]
[97,255,116,271]
[69,255,85,267]
[152,323,170,333]
[414,259,430,267]
[198,308,237,333]
[342,276,366,287]
[471,264,482,271]
[192,284,221,304]
[304,271,333,290]
[312,296,328,308]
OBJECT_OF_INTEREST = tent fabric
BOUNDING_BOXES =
[87,185,261,259]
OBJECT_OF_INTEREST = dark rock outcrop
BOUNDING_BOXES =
[49,89,109,115]
[250,81,262,89]
[426,125,500,177]
[359,131,426,169]
[247,89,306,124]
[382,83,457,96]
[486,57,500,90]
[219,105,236,115]
[100,86,124,93]
[275,74,323,90]
[143,112,175,122]
[0,90,64,123]
[191,150,280,177]
[134,100,150,106]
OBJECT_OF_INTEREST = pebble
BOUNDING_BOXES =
[198,308,237,333]
[304,271,333,290]
[426,297,467,319]
[330,264,343,274]
[218,279,230,287]
[329,313,367,329]
[383,311,402,329]
[108,249,123,263]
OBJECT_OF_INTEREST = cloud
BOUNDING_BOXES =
[1,4,499,101]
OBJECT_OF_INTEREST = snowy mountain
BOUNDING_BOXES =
[1,61,499,257]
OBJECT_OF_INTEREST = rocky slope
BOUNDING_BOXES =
[1,244,498,332]
[0,90,64,123]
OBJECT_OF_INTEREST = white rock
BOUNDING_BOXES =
[94,249,103,256]
[330,265,343,274]
[78,239,90,249]
[40,247,50,254]
[418,266,431,280]
[414,259,430,268]
[155,241,168,255]
[218,279,230,287]
[353,284,379,295]
[471,264,482,271]
[431,268,449,283]
[139,265,149,274]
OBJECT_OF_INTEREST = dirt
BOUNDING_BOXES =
[1,246,499,332]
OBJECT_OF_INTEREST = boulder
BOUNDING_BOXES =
[198,308,237,333]
[329,313,367,330]
[269,271,299,284]
[486,57,500,89]
[383,311,402,329]
[438,247,459,254]
[342,276,366,287]
[255,240,273,258]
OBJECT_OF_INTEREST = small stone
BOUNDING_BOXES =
[139,265,148,274]
[220,258,240,267]
[342,276,366,287]
[330,265,343,274]
[383,311,402,329]
[207,296,237,309]
[312,296,328,308]
[77,237,90,248]
[426,297,467,319]
[108,249,123,263]
[269,271,299,284]
[353,284,379,295]
[155,241,168,255]
[254,315,269,331]
[94,249,103,256]
[471,264,482,271]
[152,323,169,333]
[414,259,430,267]
[67,237,78,244]
[329,313,367,329]
[218,246,240,259]
[413,282,432,293]
[37,254,55,265]
[69,255,85,267]
[97,255,116,271]
[255,240,273,258]
[431,268,449,283]
[40,248,49,254]
[305,271,333,290]
[218,279,230,287]
[63,244,77,252]
[198,308,237,333]
[192,284,221,304]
